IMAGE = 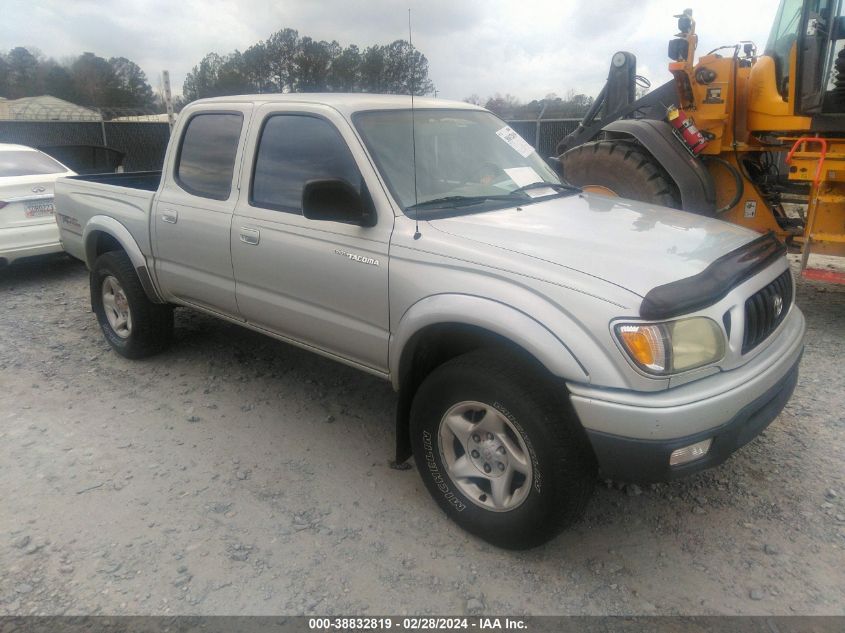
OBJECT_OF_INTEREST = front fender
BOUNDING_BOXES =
[83,216,164,303]
[389,293,588,390]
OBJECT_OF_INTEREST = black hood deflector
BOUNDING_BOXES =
[640,232,786,320]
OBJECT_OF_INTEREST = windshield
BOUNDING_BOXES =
[0,150,67,177]
[764,0,805,98]
[353,109,565,217]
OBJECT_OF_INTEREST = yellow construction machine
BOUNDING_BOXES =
[557,1,845,283]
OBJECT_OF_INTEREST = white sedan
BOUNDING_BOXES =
[0,143,76,266]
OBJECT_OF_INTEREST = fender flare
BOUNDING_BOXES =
[389,294,590,464]
[83,215,165,303]
[601,119,716,215]
[390,293,589,389]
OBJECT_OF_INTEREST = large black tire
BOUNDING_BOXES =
[410,349,596,549]
[90,250,173,359]
[560,140,681,209]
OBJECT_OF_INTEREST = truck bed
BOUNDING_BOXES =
[54,171,161,265]
[66,171,162,192]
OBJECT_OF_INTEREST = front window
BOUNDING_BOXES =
[251,114,363,214]
[354,109,568,218]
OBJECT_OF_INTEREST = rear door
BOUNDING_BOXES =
[152,104,252,317]
[231,104,393,372]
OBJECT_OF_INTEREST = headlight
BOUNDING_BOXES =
[614,317,725,375]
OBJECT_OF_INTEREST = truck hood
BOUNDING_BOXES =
[427,192,758,297]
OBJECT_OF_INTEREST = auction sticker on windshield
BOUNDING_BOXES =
[495,125,535,158]
[504,166,543,188]
[25,201,55,218]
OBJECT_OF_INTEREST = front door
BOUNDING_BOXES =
[231,105,393,372]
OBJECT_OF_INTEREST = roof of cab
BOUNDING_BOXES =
[188,93,484,116]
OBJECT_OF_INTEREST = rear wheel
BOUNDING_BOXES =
[91,251,173,359]
[410,349,596,549]
[560,140,681,209]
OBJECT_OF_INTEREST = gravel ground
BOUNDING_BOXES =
[0,253,843,616]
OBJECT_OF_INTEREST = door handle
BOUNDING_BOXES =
[161,209,178,224]
[239,227,260,245]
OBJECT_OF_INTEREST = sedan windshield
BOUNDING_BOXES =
[0,150,67,177]
[353,109,569,217]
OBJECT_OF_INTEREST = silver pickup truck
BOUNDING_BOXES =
[55,94,805,549]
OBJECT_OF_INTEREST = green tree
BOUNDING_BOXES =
[183,53,225,101]
[360,40,433,95]
[265,28,300,92]
[242,42,274,93]
[70,52,118,105]
[109,57,155,107]
[359,45,386,93]
[40,63,77,102]
[217,52,254,95]
[294,37,333,91]
[0,47,155,107]
[4,47,40,98]
[484,93,521,117]
[183,51,256,100]
[384,40,433,94]
[182,31,435,100]
[328,44,360,91]
[0,55,10,97]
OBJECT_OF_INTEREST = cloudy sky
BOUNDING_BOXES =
[2,0,780,102]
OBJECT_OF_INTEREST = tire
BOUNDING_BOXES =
[90,250,173,359]
[560,140,681,209]
[410,349,596,549]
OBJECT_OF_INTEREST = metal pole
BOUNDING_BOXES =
[163,70,175,132]
[535,101,548,151]
[99,109,108,147]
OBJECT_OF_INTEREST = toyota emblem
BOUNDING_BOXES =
[31,185,46,193]
[773,294,783,317]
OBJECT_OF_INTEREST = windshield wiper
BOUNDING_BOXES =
[508,181,581,196]
[406,194,517,211]
[405,182,581,215]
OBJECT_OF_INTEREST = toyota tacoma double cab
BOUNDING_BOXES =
[54,94,805,549]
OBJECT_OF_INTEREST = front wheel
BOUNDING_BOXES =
[90,250,173,359]
[410,350,596,549]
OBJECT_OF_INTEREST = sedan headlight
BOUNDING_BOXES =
[614,317,725,375]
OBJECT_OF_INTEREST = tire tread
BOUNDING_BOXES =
[410,348,596,549]
[90,250,173,359]
[560,140,681,209]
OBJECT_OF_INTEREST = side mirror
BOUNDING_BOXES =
[302,179,375,227]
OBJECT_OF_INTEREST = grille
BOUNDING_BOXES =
[742,270,793,354]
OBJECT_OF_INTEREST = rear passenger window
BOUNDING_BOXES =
[175,113,243,200]
[251,115,361,213]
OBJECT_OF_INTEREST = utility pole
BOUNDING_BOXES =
[535,99,548,151]
[162,70,175,132]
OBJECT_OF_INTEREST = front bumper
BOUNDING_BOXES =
[584,355,799,481]
[569,307,805,482]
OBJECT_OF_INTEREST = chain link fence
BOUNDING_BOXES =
[0,103,171,172]
[505,118,582,159]
[0,100,580,174]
